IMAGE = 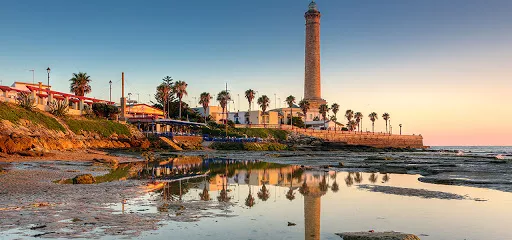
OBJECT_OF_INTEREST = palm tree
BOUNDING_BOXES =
[199,92,211,123]
[69,72,92,96]
[257,95,270,127]
[345,109,354,128]
[285,95,296,128]
[156,76,173,118]
[217,90,231,124]
[355,112,363,132]
[331,103,339,132]
[245,187,255,207]
[257,183,270,201]
[382,174,390,183]
[382,113,390,133]
[245,89,256,125]
[348,120,358,131]
[172,81,188,119]
[368,112,378,134]
[354,172,363,184]
[299,99,310,127]
[331,172,339,193]
[369,173,378,184]
[318,104,329,129]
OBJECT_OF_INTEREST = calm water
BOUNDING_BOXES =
[125,157,512,240]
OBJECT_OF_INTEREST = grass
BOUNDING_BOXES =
[0,102,65,132]
[64,118,131,137]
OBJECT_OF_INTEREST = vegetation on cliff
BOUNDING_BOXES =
[64,118,131,138]
[0,102,65,132]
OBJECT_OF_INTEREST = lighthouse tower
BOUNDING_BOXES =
[304,1,326,111]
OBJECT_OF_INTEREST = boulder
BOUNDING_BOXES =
[72,174,96,184]
[336,232,420,240]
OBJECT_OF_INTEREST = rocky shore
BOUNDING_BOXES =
[0,118,150,155]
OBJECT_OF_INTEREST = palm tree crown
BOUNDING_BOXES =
[355,112,363,132]
[217,90,231,123]
[245,89,255,110]
[299,99,310,126]
[69,72,92,96]
[382,112,390,133]
[257,95,270,113]
[199,92,211,121]
[172,80,188,119]
[345,109,354,122]
[369,112,378,133]
[318,104,329,123]
[285,95,296,127]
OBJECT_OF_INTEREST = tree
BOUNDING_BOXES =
[354,112,363,132]
[345,109,354,129]
[257,183,270,201]
[216,90,231,125]
[331,103,339,132]
[318,104,329,129]
[257,95,270,127]
[199,92,211,123]
[172,80,188,119]
[69,72,92,96]
[348,120,358,131]
[369,112,378,134]
[285,95,296,129]
[299,99,310,128]
[382,112,390,133]
[155,76,174,118]
[245,89,256,125]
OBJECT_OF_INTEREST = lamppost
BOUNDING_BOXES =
[109,80,112,102]
[29,70,35,84]
[274,93,276,109]
[399,124,402,135]
[46,67,51,89]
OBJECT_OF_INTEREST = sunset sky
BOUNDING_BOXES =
[0,0,511,146]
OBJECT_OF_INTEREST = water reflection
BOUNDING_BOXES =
[140,157,393,240]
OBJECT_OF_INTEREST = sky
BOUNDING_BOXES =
[0,0,511,146]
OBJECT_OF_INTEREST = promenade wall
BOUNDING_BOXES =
[295,130,424,148]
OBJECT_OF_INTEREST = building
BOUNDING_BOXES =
[228,110,279,126]
[0,81,113,115]
[126,103,164,118]
[303,1,327,112]
[193,106,224,123]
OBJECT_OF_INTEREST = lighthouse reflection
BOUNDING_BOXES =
[143,158,372,240]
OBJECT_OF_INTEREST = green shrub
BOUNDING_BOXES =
[64,118,131,137]
[48,99,69,117]
[0,102,65,132]
[92,103,119,119]
[16,92,35,110]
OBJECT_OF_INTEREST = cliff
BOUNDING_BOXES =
[0,102,149,155]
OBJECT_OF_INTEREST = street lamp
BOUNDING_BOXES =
[109,80,112,102]
[46,67,51,89]
[399,124,402,135]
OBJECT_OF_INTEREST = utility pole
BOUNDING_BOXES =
[225,82,228,137]
[109,80,112,102]
[274,93,276,109]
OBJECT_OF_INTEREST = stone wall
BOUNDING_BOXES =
[299,131,424,148]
